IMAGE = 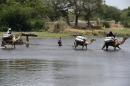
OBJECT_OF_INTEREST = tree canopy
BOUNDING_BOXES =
[0,0,130,31]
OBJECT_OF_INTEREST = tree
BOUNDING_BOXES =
[0,0,7,4]
[0,0,49,31]
[43,0,62,21]
[56,1,71,25]
[121,7,130,27]
[68,0,83,26]
[0,5,32,31]
[82,0,102,27]
[101,5,121,23]
[14,0,47,18]
[44,0,71,25]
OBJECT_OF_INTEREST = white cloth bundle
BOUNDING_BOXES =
[3,33,11,38]
[75,36,86,42]
[104,37,114,42]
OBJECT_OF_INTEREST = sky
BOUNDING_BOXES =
[105,0,130,10]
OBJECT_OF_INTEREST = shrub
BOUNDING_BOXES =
[53,20,67,33]
[102,21,110,28]
[0,5,32,31]
[31,19,49,31]
[0,26,8,31]
[121,20,130,27]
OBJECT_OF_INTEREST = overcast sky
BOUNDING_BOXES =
[105,0,130,10]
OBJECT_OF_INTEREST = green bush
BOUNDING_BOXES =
[34,19,45,30]
[121,20,130,27]
[0,5,32,31]
[31,19,48,31]
[0,27,8,31]
[102,21,110,28]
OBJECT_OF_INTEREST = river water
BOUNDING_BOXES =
[0,38,130,86]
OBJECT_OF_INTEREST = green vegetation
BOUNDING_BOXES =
[0,0,130,37]
[112,29,130,37]
[0,5,32,31]
[121,7,130,27]
[35,32,71,38]
[102,21,110,28]
[1,28,130,38]
[99,5,121,23]
[0,0,46,31]
[0,31,71,38]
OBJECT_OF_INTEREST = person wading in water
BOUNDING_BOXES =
[58,37,62,46]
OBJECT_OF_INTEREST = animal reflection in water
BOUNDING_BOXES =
[102,37,128,51]
[74,39,96,50]
[1,33,37,49]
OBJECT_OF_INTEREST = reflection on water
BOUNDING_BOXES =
[0,58,130,86]
[0,59,79,86]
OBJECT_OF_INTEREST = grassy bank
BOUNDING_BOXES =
[34,32,71,38]
[0,31,72,38]
[112,29,130,37]
[0,28,130,38]
[64,28,130,37]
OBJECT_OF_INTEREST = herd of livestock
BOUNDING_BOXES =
[0,28,129,51]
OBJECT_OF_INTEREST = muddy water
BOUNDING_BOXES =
[0,38,130,86]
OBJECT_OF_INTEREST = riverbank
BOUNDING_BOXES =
[0,32,71,39]
[0,28,130,38]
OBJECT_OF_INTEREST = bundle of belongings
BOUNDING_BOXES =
[104,37,115,42]
[75,36,86,42]
[2,28,13,41]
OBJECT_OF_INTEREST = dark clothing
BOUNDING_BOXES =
[2,35,13,41]
[1,35,13,46]
[58,39,62,46]
[107,31,115,38]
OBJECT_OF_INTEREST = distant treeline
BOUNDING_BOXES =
[0,0,130,31]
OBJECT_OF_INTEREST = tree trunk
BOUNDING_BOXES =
[87,18,91,28]
[65,15,70,25]
[75,14,79,26]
